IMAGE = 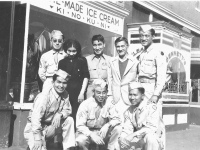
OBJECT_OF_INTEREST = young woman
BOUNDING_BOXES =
[58,39,89,122]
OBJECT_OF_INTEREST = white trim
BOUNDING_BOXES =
[134,1,200,34]
[20,3,30,104]
[163,104,190,107]
[13,102,33,110]
[190,105,200,108]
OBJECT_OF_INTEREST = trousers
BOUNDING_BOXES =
[76,125,122,150]
[24,117,75,150]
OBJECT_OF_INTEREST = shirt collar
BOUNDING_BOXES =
[51,86,63,100]
[144,43,154,53]
[118,53,129,62]
[53,49,64,55]
[92,54,106,60]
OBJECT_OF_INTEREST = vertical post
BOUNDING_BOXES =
[6,2,15,101]
[149,12,153,22]
[20,3,30,104]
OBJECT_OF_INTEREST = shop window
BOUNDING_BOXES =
[18,4,119,103]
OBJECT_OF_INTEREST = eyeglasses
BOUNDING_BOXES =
[52,39,63,43]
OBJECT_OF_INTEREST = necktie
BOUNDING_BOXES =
[54,52,58,64]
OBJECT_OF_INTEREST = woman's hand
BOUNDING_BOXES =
[78,92,84,103]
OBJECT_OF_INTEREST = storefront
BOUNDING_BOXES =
[0,1,129,147]
[127,21,193,131]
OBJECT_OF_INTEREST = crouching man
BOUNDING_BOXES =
[119,82,164,150]
[76,79,121,150]
[24,69,75,150]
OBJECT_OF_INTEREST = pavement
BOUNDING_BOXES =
[1,125,200,150]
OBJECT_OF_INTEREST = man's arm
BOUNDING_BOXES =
[154,50,167,97]
[38,54,47,82]
[31,94,47,141]
[59,96,72,119]
[76,101,92,136]
[107,60,113,96]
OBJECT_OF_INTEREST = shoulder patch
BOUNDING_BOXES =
[161,51,164,55]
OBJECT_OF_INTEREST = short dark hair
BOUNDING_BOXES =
[138,87,145,94]
[92,34,105,44]
[53,74,58,82]
[63,39,82,57]
[115,37,129,46]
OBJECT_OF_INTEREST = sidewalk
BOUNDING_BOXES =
[1,125,200,150]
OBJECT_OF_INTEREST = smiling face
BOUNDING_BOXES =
[52,35,64,51]
[139,30,154,49]
[93,86,107,103]
[66,45,77,59]
[53,76,68,94]
[128,88,144,106]
[92,40,105,57]
[115,41,128,59]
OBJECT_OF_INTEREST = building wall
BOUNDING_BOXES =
[156,1,200,27]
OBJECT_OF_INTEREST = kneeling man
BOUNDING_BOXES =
[76,79,121,150]
[24,69,75,150]
[119,82,164,150]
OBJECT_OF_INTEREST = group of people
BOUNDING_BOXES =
[24,24,167,150]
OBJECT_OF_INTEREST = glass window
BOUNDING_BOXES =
[21,5,120,103]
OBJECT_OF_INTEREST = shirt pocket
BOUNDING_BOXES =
[89,65,97,79]
[86,112,96,128]
[46,61,56,74]
[142,59,156,75]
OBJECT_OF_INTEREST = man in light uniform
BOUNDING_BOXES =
[24,69,75,150]
[38,30,66,90]
[137,25,167,149]
[86,34,111,98]
[119,82,163,150]
[76,79,121,150]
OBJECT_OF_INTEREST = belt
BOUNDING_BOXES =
[139,78,155,83]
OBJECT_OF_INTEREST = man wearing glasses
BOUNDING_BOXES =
[86,34,111,98]
[38,30,66,91]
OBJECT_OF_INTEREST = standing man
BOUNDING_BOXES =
[119,82,163,150]
[76,79,121,150]
[86,34,111,98]
[108,37,138,120]
[38,30,66,90]
[24,69,75,150]
[137,25,167,149]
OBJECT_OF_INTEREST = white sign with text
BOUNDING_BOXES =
[31,1,124,35]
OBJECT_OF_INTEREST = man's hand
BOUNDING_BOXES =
[52,113,62,128]
[89,132,105,145]
[119,137,129,149]
[78,93,84,103]
[33,140,43,150]
[148,95,158,104]
[99,123,110,138]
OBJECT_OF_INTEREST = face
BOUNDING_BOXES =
[52,35,63,51]
[92,40,105,56]
[129,89,144,106]
[93,86,107,103]
[139,30,154,48]
[66,46,77,59]
[53,76,68,94]
[115,41,128,58]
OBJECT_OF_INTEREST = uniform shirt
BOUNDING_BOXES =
[38,49,66,82]
[76,96,121,136]
[26,86,72,141]
[86,54,111,82]
[138,44,167,96]
[122,100,159,138]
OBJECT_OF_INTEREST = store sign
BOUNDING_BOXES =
[166,50,186,65]
[31,1,124,35]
